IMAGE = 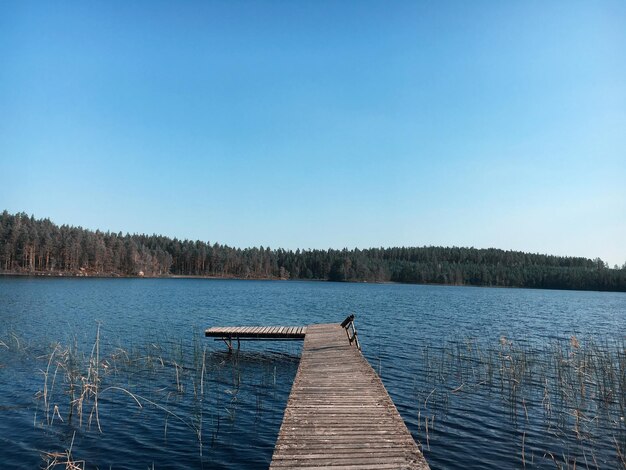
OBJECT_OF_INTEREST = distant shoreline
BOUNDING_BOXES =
[0,269,433,284]
[3,270,625,293]
[0,270,294,281]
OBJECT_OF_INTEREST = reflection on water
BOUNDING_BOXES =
[0,277,625,469]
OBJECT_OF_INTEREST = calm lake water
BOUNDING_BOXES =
[0,277,624,469]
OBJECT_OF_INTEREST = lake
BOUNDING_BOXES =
[0,277,624,469]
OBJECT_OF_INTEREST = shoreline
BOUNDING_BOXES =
[0,271,287,281]
[1,271,624,293]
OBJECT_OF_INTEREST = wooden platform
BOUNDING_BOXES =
[205,325,307,340]
[270,323,430,469]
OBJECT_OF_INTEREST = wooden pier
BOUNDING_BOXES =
[205,317,430,469]
[205,326,307,339]
[205,325,307,350]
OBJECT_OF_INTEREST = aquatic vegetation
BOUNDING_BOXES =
[6,328,297,467]
[41,432,84,470]
[413,335,626,468]
[2,323,624,468]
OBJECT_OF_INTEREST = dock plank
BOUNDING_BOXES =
[270,324,429,469]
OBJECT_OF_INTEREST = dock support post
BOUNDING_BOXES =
[220,336,241,352]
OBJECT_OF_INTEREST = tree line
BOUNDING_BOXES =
[1,211,625,292]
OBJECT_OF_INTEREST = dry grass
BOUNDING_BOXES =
[41,432,84,470]
[31,326,217,462]
[0,326,297,467]
[416,335,626,468]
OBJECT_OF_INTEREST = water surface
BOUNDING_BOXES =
[0,278,624,468]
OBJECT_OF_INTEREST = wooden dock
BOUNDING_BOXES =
[206,325,307,351]
[205,318,430,469]
[206,325,307,339]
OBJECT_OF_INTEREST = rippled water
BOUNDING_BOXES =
[0,278,624,469]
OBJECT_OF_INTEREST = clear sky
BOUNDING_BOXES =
[1,1,625,266]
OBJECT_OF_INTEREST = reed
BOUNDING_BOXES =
[27,325,295,467]
[41,432,84,470]
[415,335,626,468]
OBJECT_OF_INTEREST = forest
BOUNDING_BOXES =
[1,211,625,292]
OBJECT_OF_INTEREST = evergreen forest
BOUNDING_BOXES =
[1,211,625,292]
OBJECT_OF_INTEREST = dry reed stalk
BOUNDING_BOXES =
[614,436,626,469]
[42,451,85,470]
[425,414,430,451]
[11,332,21,349]
[39,344,59,425]
[173,361,183,393]
[41,431,84,470]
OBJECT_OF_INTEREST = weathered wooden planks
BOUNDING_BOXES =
[270,324,430,469]
[205,325,307,340]
[205,320,430,468]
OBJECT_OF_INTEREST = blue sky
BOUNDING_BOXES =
[1,1,625,266]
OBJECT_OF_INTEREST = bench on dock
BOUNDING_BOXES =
[205,315,430,469]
